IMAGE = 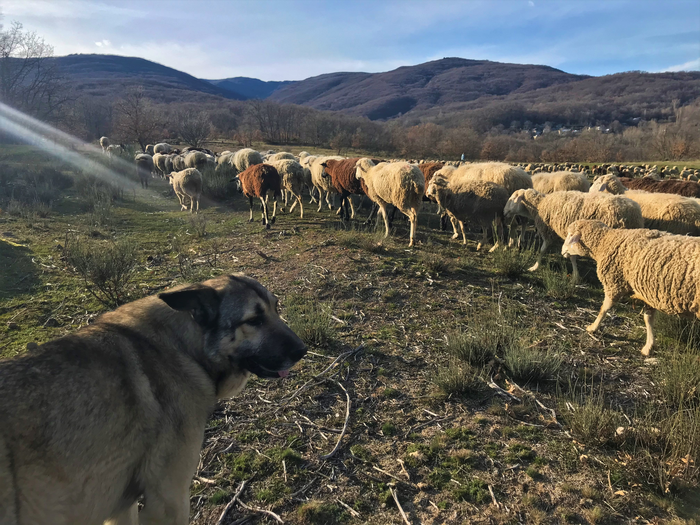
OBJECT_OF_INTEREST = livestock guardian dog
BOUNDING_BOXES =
[0,274,306,525]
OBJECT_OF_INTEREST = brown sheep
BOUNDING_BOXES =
[620,177,700,198]
[417,162,444,198]
[320,158,367,221]
[233,164,282,228]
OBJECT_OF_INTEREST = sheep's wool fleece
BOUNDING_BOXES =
[453,162,532,194]
[358,161,425,212]
[523,190,643,241]
[171,168,202,197]
[532,171,590,193]
[232,149,263,172]
[569,220,700,317]
[267,159,305,193]
[431,178,508,224]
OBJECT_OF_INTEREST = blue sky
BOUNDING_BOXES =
[3,0,699,80]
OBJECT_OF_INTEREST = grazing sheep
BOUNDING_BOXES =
[152,152,169,178]
[618,177,700,198]
[426,176,508,251]
[184,151,209,170]
[562,219,700,355]
[105,144,126,160]
[299,155,319,203]
[267,159,305,219]
[168,168,202,213]
[591,174,700,235]
[298,151,311,159]
[354,159,425,247]
[153,142,173,154]
[135,153,154,189]
[145,144,155,155]
[268,152,296,162]
[232,164,282,228]
[321,158,368,221]
[99,136,110,153]
[532,171,590,194]
[417,162,445,199]
[311,156,343,212]
[230,148,263,174]
[504,189,643,281]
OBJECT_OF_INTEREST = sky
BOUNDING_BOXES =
[2,0,699,81]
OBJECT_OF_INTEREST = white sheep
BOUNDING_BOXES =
[426,176,508,252]
[153,142,173,154]
[562,219,700,355]
[184,151,208,170]
[168,168,202,213]
[99,136,110,153]
[311,156,343,212]
[172,155,186,172]
[532,171,590,193]
[268,152,296,162]
[504,189,643,281]
[300,155,319,203]
[135,153,154,189]
[230,148,263,173]
[591,174,700,236]
[355,159,425,247]
[267,159,305,218]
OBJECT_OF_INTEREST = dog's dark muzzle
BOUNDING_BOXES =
[241,324,307,379]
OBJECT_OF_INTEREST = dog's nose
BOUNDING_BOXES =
[294,345,308,361]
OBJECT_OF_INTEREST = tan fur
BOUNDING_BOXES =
[268,159,305,218]
[355,159,425,247]
[562,220,700,355]
[169,168,202,213]
[532,171,590,193]
[230,148,263,173]
[0,274,306,525]
[449,162,532,194]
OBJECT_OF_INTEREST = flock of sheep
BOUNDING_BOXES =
[98,136,700,359]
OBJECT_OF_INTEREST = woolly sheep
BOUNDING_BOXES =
[504,189,643,281]
[299,155,318,204]
[268,152,296,162]
[311,156,344,212]
[135,153,154,189]
[267,159,305,219]
[145,144,155,155]
[168,168,202,213]
[232,164,282,228]
[230,148,263,174]
[99,136,110,153]
[426,176,508,252]
[591,174,700,235]
[354,159,425,248]
[298,151,311,159]
[152,153,168,178]
[184,151,208,170]
[562,219,700,355]
[321,158,368,221]
[532,171,590,194]
[172,155,186,172]
[153,142,173,154]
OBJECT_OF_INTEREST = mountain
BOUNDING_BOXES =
[207,77,295,99]
[268,58,590,119]
[52,54,246,102]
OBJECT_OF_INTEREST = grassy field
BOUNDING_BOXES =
[1,145,699,524]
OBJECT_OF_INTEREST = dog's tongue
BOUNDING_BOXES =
[278,369,290,378]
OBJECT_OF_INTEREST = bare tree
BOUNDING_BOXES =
[0,22,67,119]
[78,97,113,141]
[113,87,162,151]
[174,108,211,147]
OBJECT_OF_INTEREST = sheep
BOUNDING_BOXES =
[504,189,643,282]
[153,142,173,154]
[135,153,154,189]
[145,144,155,155]
[230,148,263,174]
[152,152,168,178]
[268,152,296,162]
[299,155,319,203]
[185,150,209,170]
[172,155,186,172]
[532,171,590,194]
[267,159,305,218]
[99,136,110,153]
[164,154,176,175]
[320,158,368,221]
[562,219,700,355]
[426,176,508,252]
[311,156,344,212]
[617,177,700,198]
[105,144,126,160]
[590,174,700,235]
[232,164,282,228]
[167,168,202,213]
[417,162,444,197]
[354,159,425,247]
[298,151,311,159]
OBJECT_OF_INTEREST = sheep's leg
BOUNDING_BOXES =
[407,209,418,247]
[296,194,304,219]
[477,226,488,251]
[260,196,270,228]
[271,196,277,224]
[450,215,460,239]
[528,237,549,272]
[326,191,334,211]
[189,195,195,214]
[248,196,254,222]
[365,203,378,225]
[570,255,580,283]
[317,189,324,212]
[308,185,317,204]
[195,195,200,213]
[641,307,657,356]
[488,218,504,253]
[588,295,614,333]
[378,203,390,240]
[459,220,467,245]
[349,196,356,219]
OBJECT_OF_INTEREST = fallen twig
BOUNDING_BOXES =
[404,416,453,438]
[488,484,499,508]
[336,499,360,518]
[487,377,520,402]
[390,487,412,525]
[216,480,248,525]
[194,475,217,485]
[320,380,351,460]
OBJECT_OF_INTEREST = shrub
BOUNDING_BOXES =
[561,387,620,446]
[201,166,234,200]
[541,262,577,299]
[65,238,139,307]
[284,294,335,346]
[435,362,483,396]
[504,345,563,384]
[490,244,537,279]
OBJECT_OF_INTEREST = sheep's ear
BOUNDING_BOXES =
[320,162,327,168]
[598,182,608,193]
[159,284,221,328]
[568,233,581,245]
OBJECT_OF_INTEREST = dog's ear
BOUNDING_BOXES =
[159,284,221,327]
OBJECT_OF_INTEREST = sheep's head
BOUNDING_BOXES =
[230,176,242,193]
[562,220,606,258]
[425,176,448,200]
[354,158,375,179]
[503,189,532,220]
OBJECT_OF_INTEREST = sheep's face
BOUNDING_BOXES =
[320,162,329,179]
[503,190,529,220]
[562,231,588,258]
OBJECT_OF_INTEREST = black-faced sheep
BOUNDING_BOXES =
[233,164,282,228]
[563,219,700,355]
[168,168,202,213]
[355,159,425,247]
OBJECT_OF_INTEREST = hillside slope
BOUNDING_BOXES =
[207,77,295,99]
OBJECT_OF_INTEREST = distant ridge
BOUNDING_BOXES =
[207,77,295,99]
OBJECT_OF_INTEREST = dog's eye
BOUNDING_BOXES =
[246,317,265,327]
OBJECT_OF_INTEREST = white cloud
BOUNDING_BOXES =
[660,58,700,72]
[528,1,535,7]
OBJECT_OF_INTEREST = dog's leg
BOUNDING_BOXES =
[104,502,138,525]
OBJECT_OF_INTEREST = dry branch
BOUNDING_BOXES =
[320,380,351,460]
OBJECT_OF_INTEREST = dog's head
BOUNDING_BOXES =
[158,275,307,395]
